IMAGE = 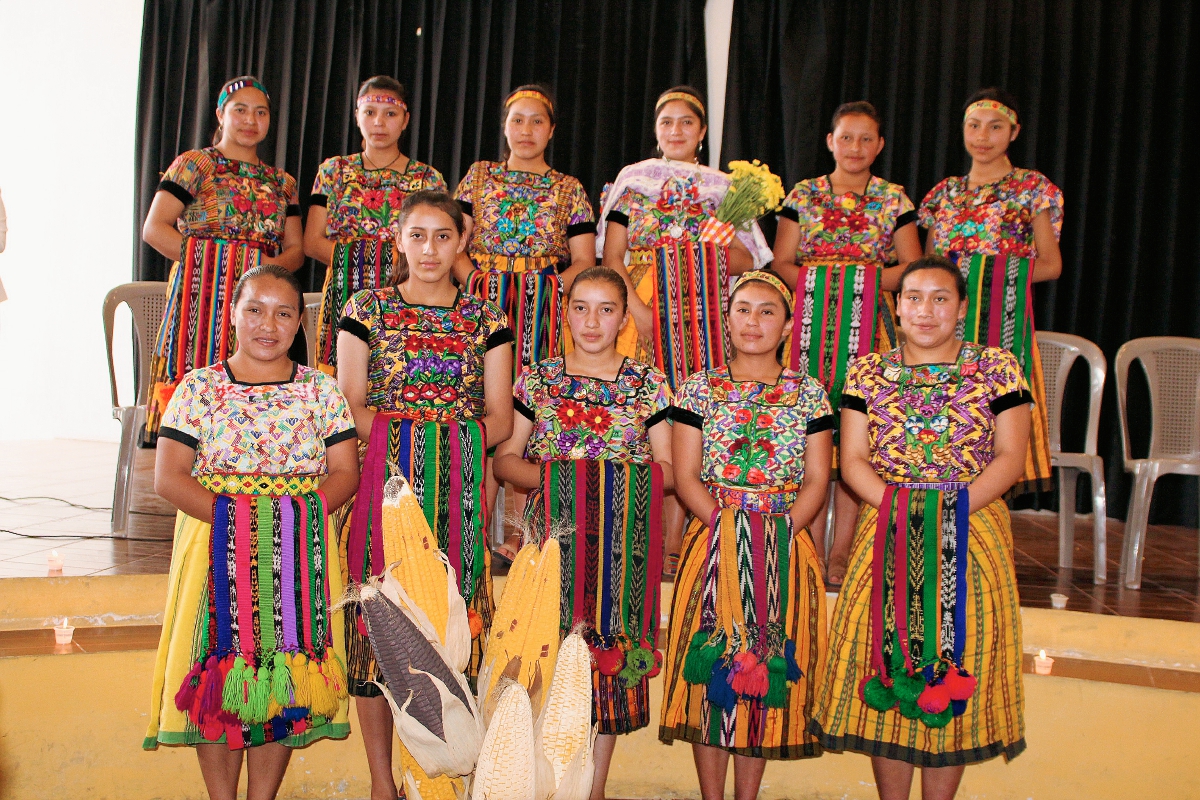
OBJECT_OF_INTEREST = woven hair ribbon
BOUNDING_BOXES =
[174,490,348,749]
[861,485,974,728]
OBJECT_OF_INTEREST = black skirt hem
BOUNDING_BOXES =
[658,723,824,760]
[807,721,1026,767]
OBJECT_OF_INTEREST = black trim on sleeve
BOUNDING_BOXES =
[158,180,194,205]
[324,428,359,447]
[566,220,597,238]
[487,327,516,350]
[286,204,301,217]
[514,397,536,421]
[990,389,1034,416]
[645,407,672,428]
[606,210,629,228]
[158,426,198,450]
[777,206,800,223]
[338,316,371,343]
[896,209,918,229]
[308,193,328,207]
[669,406,704,429]
[806,414,837,435]
[840,394,868,414]
[457,199,474,218]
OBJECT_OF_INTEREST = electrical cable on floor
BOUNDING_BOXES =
[0,495,174,517]
[0,528,172,543]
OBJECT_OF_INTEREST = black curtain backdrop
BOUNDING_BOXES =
[134,0,708,293]
[723,0,1200,525]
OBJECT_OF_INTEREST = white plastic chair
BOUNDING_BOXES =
[102,281,168,535]
[1115,336,1200,589]
[302,291,321,367]
[1037,332,1108,583]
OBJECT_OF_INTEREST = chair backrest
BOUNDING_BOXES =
[1036,331,1106,455]
[1114,336,1200,466]
[102,281,169,409]
[303,292,322,368]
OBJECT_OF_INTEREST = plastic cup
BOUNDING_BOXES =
[1050,593,1069,609]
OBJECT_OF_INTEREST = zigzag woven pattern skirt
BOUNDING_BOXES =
[144,474,349,750]
[146,237,264,438]
[659,506,827,759]
[466,253,561,376]
[810,497,1026,766]
[341,415,493,694]
[316,237,395,373]
[525,460,664,734]
[958,254,1051,493]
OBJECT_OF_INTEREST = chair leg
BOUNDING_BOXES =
[1122,463,1161,590]
[111,409,137,535]
[492,484,506,548]
[1088,457,1108,584]
[1057,466,1078,570]
[823,480,837,563]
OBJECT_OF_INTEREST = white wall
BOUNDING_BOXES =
[704,0,735,169]
[0,0,145,442]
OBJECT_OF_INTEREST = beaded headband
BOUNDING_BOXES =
[357,93,408,112]
[506,90,554,115]
[732,271,794,313]
[656,91,706,118]
[964,99,1017,125]
[217,78,270,110]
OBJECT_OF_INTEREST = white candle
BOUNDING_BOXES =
[47,550,64,571]
[1034,649,1054,675]
[54,617,74,645]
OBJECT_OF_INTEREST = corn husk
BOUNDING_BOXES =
[471,679,537,800]
[534,632,595,799]
[477,539,561,723]
[358,582,482,777]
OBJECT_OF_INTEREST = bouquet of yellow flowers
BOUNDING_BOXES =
[699,159,786,246]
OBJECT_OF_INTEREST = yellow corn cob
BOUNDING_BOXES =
[478,540,561,718]
[535,633,594,789]
[398,739,465,800]
[382,475,449,643]
[472,680,536,800]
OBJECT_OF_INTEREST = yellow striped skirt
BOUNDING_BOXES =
[810,498,1025,766]
[143,482,349,749]
[659,514,827,759]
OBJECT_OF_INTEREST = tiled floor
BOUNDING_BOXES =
[0,440,1196,622]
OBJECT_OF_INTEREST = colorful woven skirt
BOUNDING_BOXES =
[525,460,665,734]
[660,504,826,759]
[467,253,562,376]
[958,254,1051,492]
[144,474,349,750]
[616,243,729,391]
[146,237,264,438]
[316,237,395,373]
[342,414,492,693]
[811,494,1025,766]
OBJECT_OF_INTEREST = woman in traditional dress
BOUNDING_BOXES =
[337,190,513,800]
[660,271,832,799]
[493,265,673,800]
[598,85,773,573]
[146,265,359,800]
[143,76,303,440]
[453,83,596,371]
[919,88,1062,497]
[772,101,924,587]
[811,256,1032,800]
[305,76,447,374]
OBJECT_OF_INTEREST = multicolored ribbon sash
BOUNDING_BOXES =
[347,414,487,600]
[788,262,882,413]
[466,254,561,374]
[860,484,975,728]
[147,237,264,429]
[317,237,395,370]
[173,487,348,749]
[651,241,730,391]
[682,508,804,710]
[957,254,1034,380]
